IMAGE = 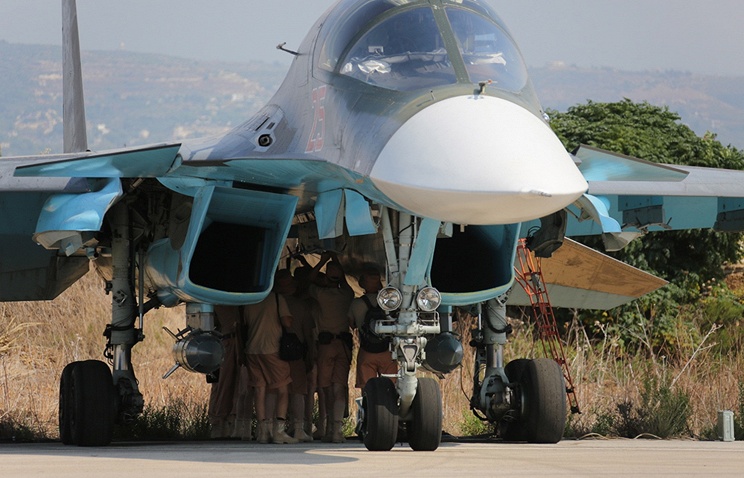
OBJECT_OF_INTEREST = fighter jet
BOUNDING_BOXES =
[3,0,744,450]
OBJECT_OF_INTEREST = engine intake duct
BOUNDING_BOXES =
[146,186,297,305]
[431,224,520,306]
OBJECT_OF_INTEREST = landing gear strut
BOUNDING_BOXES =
[59,203,143,446]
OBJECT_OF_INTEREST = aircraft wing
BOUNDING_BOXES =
[513,144,744,309]
[507,238,667,310]
[0,143,182,301]
[1,133,387,304]
[13,143,182,179]
[561,145,744,250]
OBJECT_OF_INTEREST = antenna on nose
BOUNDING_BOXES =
[477,80,493,95]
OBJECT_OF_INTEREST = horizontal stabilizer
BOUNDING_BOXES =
[14,144,181,178]
[508,238,667,310]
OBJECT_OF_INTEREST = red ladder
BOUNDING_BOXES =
[514,238,580,414]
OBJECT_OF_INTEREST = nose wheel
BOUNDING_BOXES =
[360,377,399,451]
[406,377,442,451]
[360,376,444,451]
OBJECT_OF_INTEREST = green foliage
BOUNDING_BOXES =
[342,416,356,438]
[0,414,51,443]
[549,100,744,355]
[638,376,692,438]
[458,410,495,437]
[736,381,744,440]
[549,99,744,170]
[696,282,744,355]
[113,399,210,441]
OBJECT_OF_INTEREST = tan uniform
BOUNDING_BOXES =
[244,293,292,389]
[310,283,354,334]
[244,293,290,354]
[310,283,354,388]
[208,306,242,436]
[348,293,397,388]
[283,293,315,394]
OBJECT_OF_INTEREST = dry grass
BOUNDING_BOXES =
[560,316,744,438]
[2,271,743,440]
[0,271,207,439]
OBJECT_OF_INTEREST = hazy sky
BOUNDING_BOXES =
[1,0,743,76]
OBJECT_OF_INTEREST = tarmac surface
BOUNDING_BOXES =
[1,437,742,477]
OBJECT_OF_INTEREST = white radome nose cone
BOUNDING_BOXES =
[369,96,588,224]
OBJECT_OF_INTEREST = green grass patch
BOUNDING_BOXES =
[113,398,210,441]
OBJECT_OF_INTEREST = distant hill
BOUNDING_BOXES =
[530,63,744,150]
[0,41,287,156]
[1,41,743,157]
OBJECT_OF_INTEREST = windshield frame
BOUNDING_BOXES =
[314,0,531,96]
[314,0,404,74]
[444,5,529,93]
[336,5,461,92]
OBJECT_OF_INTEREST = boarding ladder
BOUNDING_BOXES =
[514,238,580,414]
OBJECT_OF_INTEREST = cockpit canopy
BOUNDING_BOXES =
[315,0,528,93]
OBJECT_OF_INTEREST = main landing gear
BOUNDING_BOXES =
[59,360,116,446]
[58,200,225,446]
[58,204,144,446]
[500,358,566,443]
[470,296,567,443]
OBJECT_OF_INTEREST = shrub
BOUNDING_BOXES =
[597,375,692,438]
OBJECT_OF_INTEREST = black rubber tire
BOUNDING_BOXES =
[362,377,399,451]
[499,358,531,441]
[407,377,442,451]
[59,361,80,445]
[505,358,530,383]
[70,360,116,446]
[522,358,567,443]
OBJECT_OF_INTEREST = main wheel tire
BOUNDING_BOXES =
[71,360,116,446]
[499,358,531,441]
[522,358,567,443]
[362,377,399,451]
[505,358,530,383]
[407,377,442,451]
[59,361,81,445]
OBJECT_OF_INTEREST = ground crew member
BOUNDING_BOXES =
[208,305,243,439]
[348,266,397,390]
[274,269,315,442]
[309,252,354,443]
[242,287,299,444]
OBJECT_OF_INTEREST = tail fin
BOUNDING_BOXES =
[62,0,88,153]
